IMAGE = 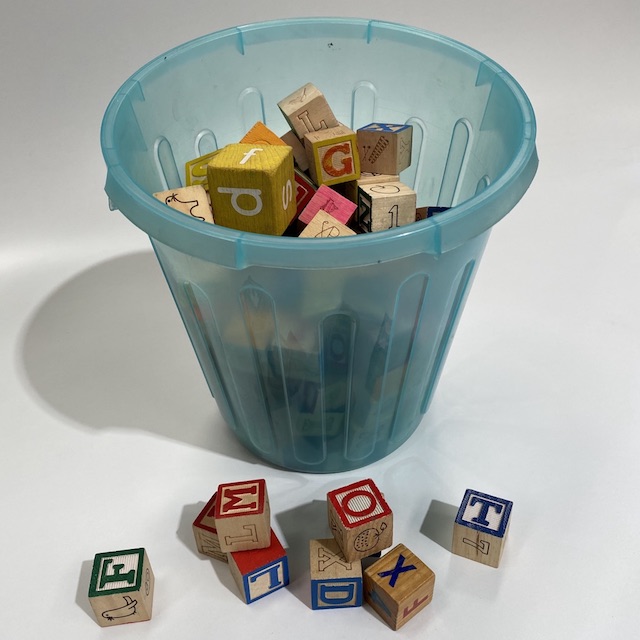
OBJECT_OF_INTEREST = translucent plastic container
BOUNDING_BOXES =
[101,18,538,472]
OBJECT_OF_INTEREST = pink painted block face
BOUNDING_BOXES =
[299,184,357,225]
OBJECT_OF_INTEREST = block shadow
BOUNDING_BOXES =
[75,559,96,622]
[420,499,458,552]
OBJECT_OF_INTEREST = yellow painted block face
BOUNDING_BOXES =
[304,125,361,187]
[207,143,296,236]
[185,150,219,190]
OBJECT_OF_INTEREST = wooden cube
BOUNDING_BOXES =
[299,184,357,226]
[281,129,310,171]
[337,172,400,204]
[327,478,393,562]
[357,181,416,232]
[207,143,296,235]
[278,83,339,140]
[299,210,356,238]
[309,538,363,609]
[304,125,360,187]
[357,123,413,175]
[241,121,287,146]
[185,150,218,191]
[452,489,513,568]
[214,479,271,552]
[192,492,228,562]
[294,168,317,216]
[88,548,154,627]
[153,185,214,223]
[228,530,289,604]
[364,544,435,630]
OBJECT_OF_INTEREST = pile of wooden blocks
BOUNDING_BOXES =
[153,83,448,237]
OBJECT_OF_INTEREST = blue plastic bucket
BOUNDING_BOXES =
[101,18,538,472]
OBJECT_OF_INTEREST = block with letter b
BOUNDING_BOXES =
[88,548,154,627]
[192,492,227,562]
[310,538,363,609]
[207,143,296,235]
[364,544,435,630]
[452,489,513,568]
[278,82,339,140]
[214,478,271,553]
[228,530,289,604]
[357,123,413,175]
[327,478,393,562]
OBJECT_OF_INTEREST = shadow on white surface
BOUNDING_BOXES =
[20,251,258,463]
[177,502,206,558]
[75,559,96,623]
[420,499,458,552]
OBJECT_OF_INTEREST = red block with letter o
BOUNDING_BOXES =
[327,478,393,562]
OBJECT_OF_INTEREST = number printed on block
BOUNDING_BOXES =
[357,123,413,175]
[277,83,339,140]
[153,185,214,223]
[364,544,435,630]
[327,478,393,562]
[192,492,227,562]
[310,538,363,609]
[357,181,416,233]
[228,530,289,604]
[452,489,513,568]
[88,548,155,627]
[214,479,271,552]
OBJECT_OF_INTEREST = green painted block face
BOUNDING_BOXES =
[88,548,146,598]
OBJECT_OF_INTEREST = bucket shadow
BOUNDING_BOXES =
[420,499,459,552]
[20,251,257,462]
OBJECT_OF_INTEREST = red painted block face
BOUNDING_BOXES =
[215,479,267,519]
[299,184,356,225]
[328,478,391,529]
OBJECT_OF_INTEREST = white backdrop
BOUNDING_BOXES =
[1,1,639,638]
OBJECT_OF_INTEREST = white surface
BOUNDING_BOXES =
[2,1,639,637]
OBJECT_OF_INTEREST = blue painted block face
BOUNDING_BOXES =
[242,557,289,603]
[311,577,363,609]
[455,489,513,537]
[360,123,412,134]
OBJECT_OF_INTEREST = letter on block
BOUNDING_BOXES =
[207,143,296,235]
[299,184,356,226]
[294,168,317,216]
[310,538,363,609]
[214,479,271,552]
[192,492,228,562]
[304,125,360,187]
[357,181,416,233]
[357,123,413,175]
[228,530,289,604]
[452,489,513,568]
[278,82,339,140]
[364,544,435,630]
[327,478,393,562]
[153,185,214,223]
[185,150,218,190]
[88,548,154,627]
[299,210,355,238]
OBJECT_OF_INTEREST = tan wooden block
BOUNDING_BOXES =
[192,492,228,562]
[88,548,154,627]
[185,150,219,191]
[304,125,360,187]
[277,83,339,140]
[281,129,310,171]
[207,143,296,235]
[241,121,287,146]
[357,181,417,232]
[310,538,363,609]
[299,210,356,238]
[214,479,271,552]
[153,185,214,223]
[357,123,413,175]
[327,478,393,562]
[364,544,435,630]
[452,489,513,568]
[336,172,400,203]
[228,530,289,604]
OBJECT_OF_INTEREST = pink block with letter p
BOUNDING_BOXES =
[299,184,357,226]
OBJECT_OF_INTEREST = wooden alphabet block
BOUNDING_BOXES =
[88,548,154,627]
[310,538,363,609]
[364,544,435,630]
[281,129,310,171]
[327,478,393,562]
[357,123,413,175]
[294,167,317,216]
[207,143,296,235]
[357,181,417,232]
[192,492,228,562]
[278,83,339,140]
[452,489,513,568]
[336,172,400,204]
[299,184,357,226]
[185,150,218,191]
[241,121,287,147]
[299,210,356,238]
[214,479,271,552]
[228,530,289,604]
[304,125,360,187]
[153,185,214,223]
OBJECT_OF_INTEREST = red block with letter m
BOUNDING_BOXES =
[214,479,271,552]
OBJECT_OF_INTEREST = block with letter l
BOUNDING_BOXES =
[277,82,339,140]
[452,489,513,568]
[88,548,154,627]
[310,538,363,609]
